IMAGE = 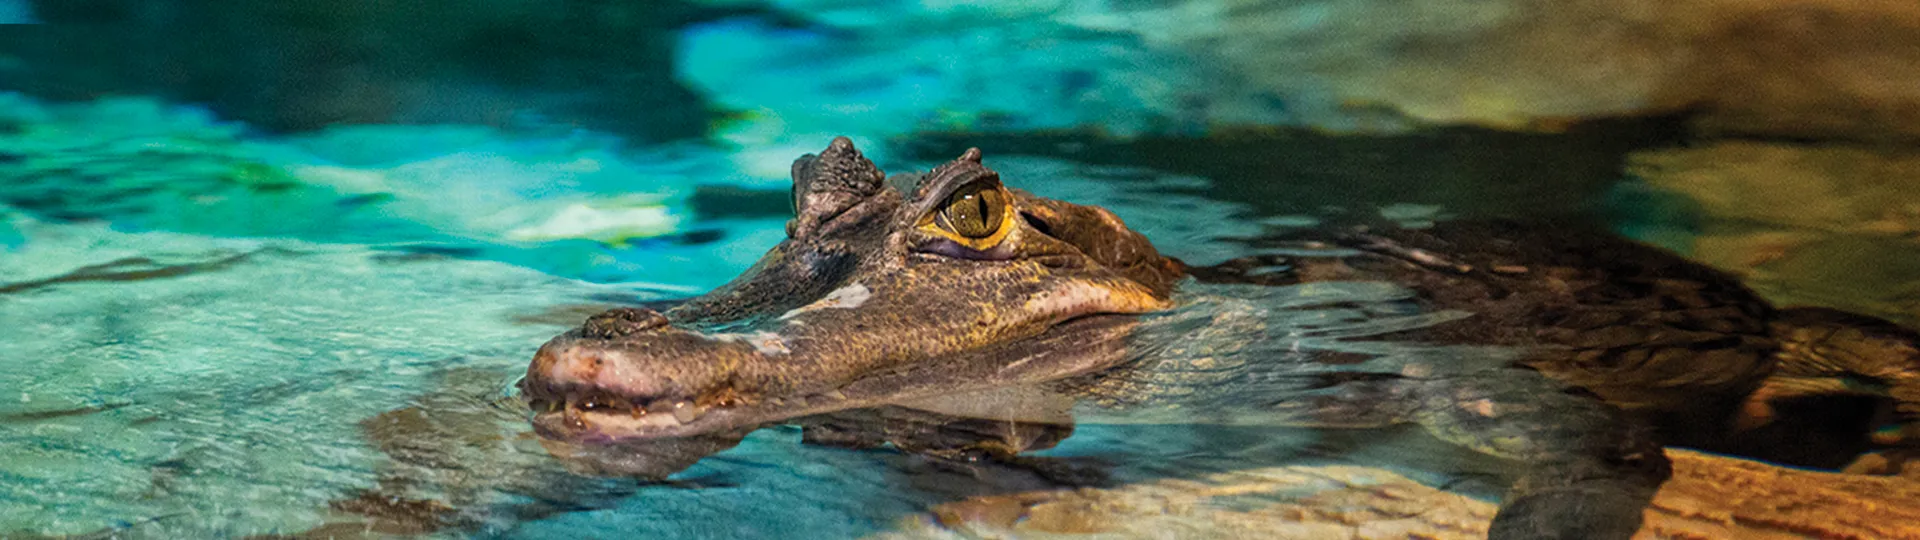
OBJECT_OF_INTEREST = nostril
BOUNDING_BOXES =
[583,307,670,339]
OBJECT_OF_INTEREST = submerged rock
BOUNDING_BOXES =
[0,94,751,289]
[880,463,1496,539]
[1619,141,1920,326]
[0,207,615,536]
[1628,142,1920,236]
[676,13,1280,157]
[876,449,1920,539]
[0,94,693,247]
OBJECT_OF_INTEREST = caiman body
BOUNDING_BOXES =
[522,138,1920,539]
[1215,220,1920,467]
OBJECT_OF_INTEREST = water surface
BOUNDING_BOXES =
[3,96,1912,538]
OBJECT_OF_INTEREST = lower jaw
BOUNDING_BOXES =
[532,399,862,443]
[533,411,707,442]
[524,387,874,442]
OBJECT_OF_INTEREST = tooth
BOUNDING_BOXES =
[767,398,785,407]
[823,390,847,401]
[672,401,702,424]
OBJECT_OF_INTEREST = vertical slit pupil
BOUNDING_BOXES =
[943,184,1002,239]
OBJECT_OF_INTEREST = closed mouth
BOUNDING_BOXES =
[520,380,860,440]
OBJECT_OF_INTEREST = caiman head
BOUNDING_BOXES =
[524,137,1187,442]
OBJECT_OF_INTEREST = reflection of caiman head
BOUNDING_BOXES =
[524,137,1187,442]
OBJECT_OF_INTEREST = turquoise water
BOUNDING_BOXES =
[0,94,1905,537]
[6,2,1920,537]
[3,96,1357,538]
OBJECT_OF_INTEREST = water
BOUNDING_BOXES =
[0,89,1608,537]
[4,8,1920,538]
[0,95,1351,537]
[4,91,1917,538]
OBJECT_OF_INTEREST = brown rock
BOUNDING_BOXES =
[1201,0,1920,141]
[1646,449,1920,539]
[1625,141,1920,326]
[879,449,1920,539]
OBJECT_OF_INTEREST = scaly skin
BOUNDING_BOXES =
[1205,220,1920,469]
[521,137,1920,540]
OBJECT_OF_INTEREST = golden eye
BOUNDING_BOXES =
[939,183,1006,239]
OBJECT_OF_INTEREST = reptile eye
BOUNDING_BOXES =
[937,183,1006,239]
[914,180,1017,257]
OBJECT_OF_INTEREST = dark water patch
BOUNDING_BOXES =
[512,304,621,328]
[0,0,764,141]
[0,402,131,423]
[901,115,1692,224]
[368,244,489,264]
[0,514,184,540]
[333,192,396,209]
[511,297,691,328]
[583,293,685,309]
[672,228,726,246]
[689,184,792,219]
[0,249,289,294]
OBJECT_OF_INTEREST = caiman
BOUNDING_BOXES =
[521,137,1920,539]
